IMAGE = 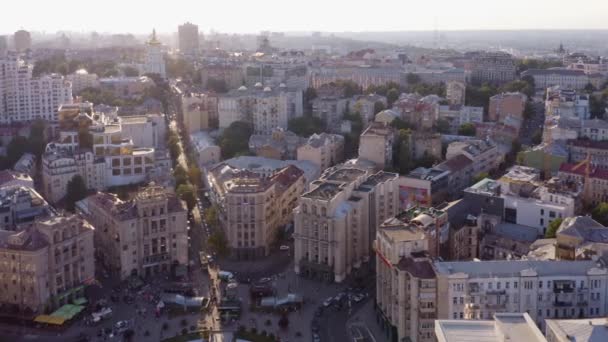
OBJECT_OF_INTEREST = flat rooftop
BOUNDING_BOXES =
[436,313,546,342]
[325,167,366,183]
[545,318,608,342]
[302,182,342,201]
[435,259,602,278]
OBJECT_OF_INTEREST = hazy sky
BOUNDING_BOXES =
[4,0,608,34]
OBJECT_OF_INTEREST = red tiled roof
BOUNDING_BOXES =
[559,162,608,180]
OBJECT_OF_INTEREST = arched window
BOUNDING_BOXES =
[53,231,60,243]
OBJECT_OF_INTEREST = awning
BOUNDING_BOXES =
[50,304,85,320]
[34,315,66,325]
[73,297,88,306]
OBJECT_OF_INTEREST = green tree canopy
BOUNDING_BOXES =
[288,115,325,137]
[176,183,196,210]
[204,206,220,228]
[545,218,563,238]
[208,230,229,256]
[28,119,47,158]
[406,73,421,85]
[458,123,477,136]
[387,88,400,107]
[219,121,254,158]
[65,175,87,211]
[373,101,386,115]
[592,203,608,226]
[435,118,451,134]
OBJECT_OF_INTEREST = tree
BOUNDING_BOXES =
[373,101,386,115]
[458,123,476,136]
[500,80,534,98]
[405,73,421,85]
[188,166,202,188]
[523,101,535,120]
[394,129,413,174]
[592,203,608,226]
[472,172,489,185]
[219,121,254,158]
[288,116,325,137]
[387,88,399,107]
[208,230,228,256]
[531,130,542,145]
[28,119,47,157]
[545,218,563,238]
[435,118,451,134]
[65,175,87,211]
[5,136,29,167]
[303,87,317,113]
[174,165,189,187]
[176,183,196,210]
[78,126,93,150]
[207,78,228,93]
[122,66,140,77]
[204,206,220,228]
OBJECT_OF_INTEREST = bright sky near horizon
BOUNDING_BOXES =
[4,0,608,34]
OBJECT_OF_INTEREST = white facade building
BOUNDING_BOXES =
[0,53,72,123]
[143,30,166,79]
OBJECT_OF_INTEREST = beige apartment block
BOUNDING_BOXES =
[293,165,399,282]
[77,184,188,279]
[0,214,94,316]
[207,164,305,260]
[358,122,394,170]
[296,133,344,170]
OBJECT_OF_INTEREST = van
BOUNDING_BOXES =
[218,271,234,281]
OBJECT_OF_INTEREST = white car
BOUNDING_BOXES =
[279,245,290,251]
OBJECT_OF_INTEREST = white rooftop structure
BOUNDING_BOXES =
[435,313,546,342]
[545,318,608,342]
[221,156,320,185]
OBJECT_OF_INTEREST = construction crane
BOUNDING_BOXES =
[571,152,592,203]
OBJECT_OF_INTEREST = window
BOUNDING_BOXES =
[539,281,543,289]
[540,209,544,215]
[549,211,556,218]
[506,282,510,289]
[540,218,544,226]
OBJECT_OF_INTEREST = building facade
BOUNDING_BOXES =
[77,184,188,279]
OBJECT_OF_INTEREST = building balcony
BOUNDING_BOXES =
[576,301,588,306]
[554,286,574,293]
[554,300,573,307]
[464,303,480,311]
[486,289,506,296]
[485,302,506,309]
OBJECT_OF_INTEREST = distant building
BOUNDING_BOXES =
[358,122,394,169]
[559,162,608,205]
[77,184,188,279]
[0,185,52,230]
[296,133,344,170]
[201,64,244,90]
[67,69,99,94]
[13,153,36,176]
[488,92,527,126]
[13,30,31,52]
[98,76,154,99]
[400,167,450,208]
[446,139,501,177]
[545,87,589,120]
[218,84,303,134]
[0,214,95,315]
[555,216,608,260]
[446,81,466,106]
[178,22,199,57]
[0,53,73,123]
[392,93,440,130]
[143,30,166,78]
[191,131,221,167]
[469,51,516,85]
[182,93,216,132]
[351,94,388,124]
[522,68,589,90]
[249,128,304,160]
[439,105,484,133]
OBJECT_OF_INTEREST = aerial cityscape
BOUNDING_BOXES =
[2,2,608,342]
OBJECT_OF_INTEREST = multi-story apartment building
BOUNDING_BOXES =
[77,184,188,279]
[580,119,608,141]
[182,92,217,132]
[312,95,350,132]
[400,167,451,208]
[350,94,387,124]
[207,164,305,259]
[359,122,394,169]
[545,87,590,120]
[568,139,608,169]
[143,30,165,78]
[200,63,244,91]
[0,53,73,123]
[296,133,344,170]
[553,216,608,260]
[446,81,466,106]
[401,67,467,86]
[66,69,100,94]
[310,65,402,90]
[177,22,199,57]
[375,224,436,342]
[488,92,527,124]
[438,105,484,133]
[294,166,399,282]
[392,93,439,131]
[42,105,160,203]
[98,76,154,99]
[436,313,546,342]
[446,139,501,178]
[522,68,589,90]
[0,214,94,316]
[436,154,474,200]
[498,166,579,236]
[249,128,305,160]
[0,185,52,231]
[191,131,221,167]
[218,83,303,134]
[13,30,31,52]
[469,51,516,85]
[558,162,608,205]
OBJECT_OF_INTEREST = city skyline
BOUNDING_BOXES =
[4,0,608,34]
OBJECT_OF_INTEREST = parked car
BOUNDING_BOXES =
[279,245,290,251]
